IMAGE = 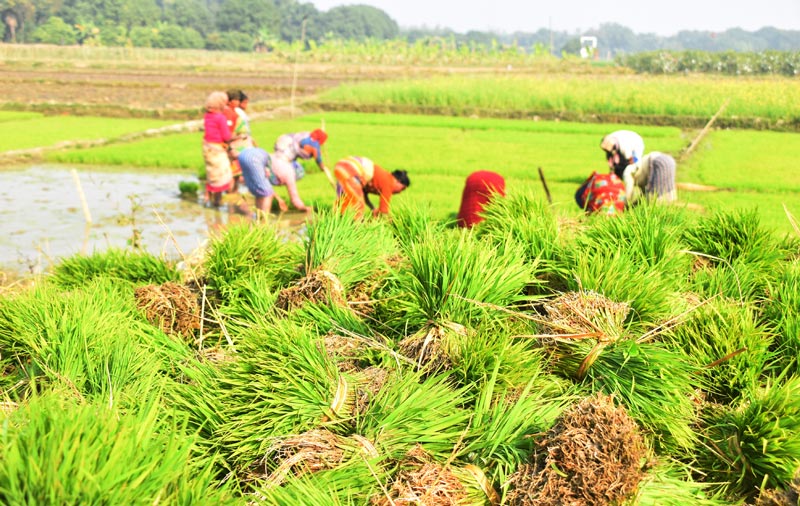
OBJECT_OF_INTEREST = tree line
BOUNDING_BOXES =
[1,0,798,55]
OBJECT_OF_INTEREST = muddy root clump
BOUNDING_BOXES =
[275,269,345,311]
[324,332,369,372]
[542,291,631,336]
[134,282,201,339]
[354,366,391,415]
[258,429,347,486]
[398,323,465,373]
[371,445,467,506]
[507,393,647,506]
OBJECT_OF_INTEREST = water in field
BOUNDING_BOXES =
[0,166,306,276]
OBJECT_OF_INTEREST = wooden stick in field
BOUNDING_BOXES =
[71,169,92,224]
[681,98,730,161]
[538,166,552,204]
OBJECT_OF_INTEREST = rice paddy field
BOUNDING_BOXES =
[2,44,800,505]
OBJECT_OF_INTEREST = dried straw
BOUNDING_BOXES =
[134,281,201,339]
[275,269,345,311]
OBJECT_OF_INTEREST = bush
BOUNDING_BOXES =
[31,17,77,45]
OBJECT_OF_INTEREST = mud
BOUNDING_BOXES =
[0,165,306,276]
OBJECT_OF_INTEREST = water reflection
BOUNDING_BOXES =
[0,166,306,275]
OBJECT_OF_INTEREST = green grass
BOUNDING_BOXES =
[0,115,172,151]
[0,111,43,123]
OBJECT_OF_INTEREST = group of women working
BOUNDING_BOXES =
[201,90,410,220]
[203,90,676,224]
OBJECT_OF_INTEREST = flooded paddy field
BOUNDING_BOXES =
[0,165,304,276]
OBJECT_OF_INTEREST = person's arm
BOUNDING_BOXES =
[283,173,309,212]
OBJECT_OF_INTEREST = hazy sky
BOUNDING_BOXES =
[308,0,800,36]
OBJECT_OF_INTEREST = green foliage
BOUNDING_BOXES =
[50,248,180,289]
[697,376,800,500]
[634,463,732,506]
[31,16,77,45]
[762,260,800,373]
[683,208,785,265]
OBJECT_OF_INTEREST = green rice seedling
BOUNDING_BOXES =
[476,189,567,290]
[204,222,303,301]
[632,463,733,506]
[255,459,381,505]
[50,247,180,289]
[0,391,238,505]
[696,375,800,501]
[549,337,701,454]
[0,278,188,404]
[577,203,693,281]
[290,301,375,337]
[690,256,779,303]
[661,298,776,404]
[448,316,567,394]
[392,228,534,329]
[303,209,398,290]
[761,260,800,373]
[206,320,350,471]
[387,200,450,250]
[456,364,575,492]
[355,370,472,463]
[683,208,786,267]
[565,248,679,333]
[216,271,281,330]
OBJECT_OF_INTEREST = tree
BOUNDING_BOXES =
[31,14,75,43]
[215,0,277,37]
[321,5,398,41]
[162,0,212,36]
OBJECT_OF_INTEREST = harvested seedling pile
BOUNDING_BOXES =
[371,445,467,506]
[134,281,200,338]
[276,269,345,311]
[507,393,647,506]
[323,331,368,372]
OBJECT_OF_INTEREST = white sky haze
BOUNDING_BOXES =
[308,0,800,36]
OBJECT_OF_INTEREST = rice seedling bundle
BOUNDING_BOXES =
[506,393,649,506]
[0,279,184,403]
[275,268,347,311]
[476,190,563,276]
[393,228,534,328]
[538,291,700,453]
[0,392,236,505]
[203,222,303,301]
[50,247,180,289]
[697,376,800,500]
[661,298,775,404]
[761,260,800,372]
[388,201,450,250]
[632,463,731,506]
[303,210,398,290]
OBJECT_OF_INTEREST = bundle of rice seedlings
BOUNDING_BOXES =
[632,463,731,506]
[0,390,239,505]
[0,278,189,404]
[290,300,375,337]
[566,248,680,333]
[303,209,398,290]
[683,208,787,267]
[661,298,775,404]
[397,322,465,374]
[207,320,356,470]
[691,256,779,303]
[353,366,393,416]
[388,201,449,250]
[456,365,575,490]
[506,393,649,506]
[542,321,700,453]
[275,268,346,312]
[762,260,800,372]
[476,190,566,289]
[256,429,352,486]
[355,371,472,463]
[577,202,692,280]
[393,228,534,329]
[541,289,631,342]
[49,247,180,289]
[215,270,280,331]
[696,375,800,501]
[134,281,201,340]
[203,221,303,301]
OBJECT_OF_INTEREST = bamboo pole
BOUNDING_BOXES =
[71,169,92,224]
[538,167,552,204]
[681,98,730,161]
